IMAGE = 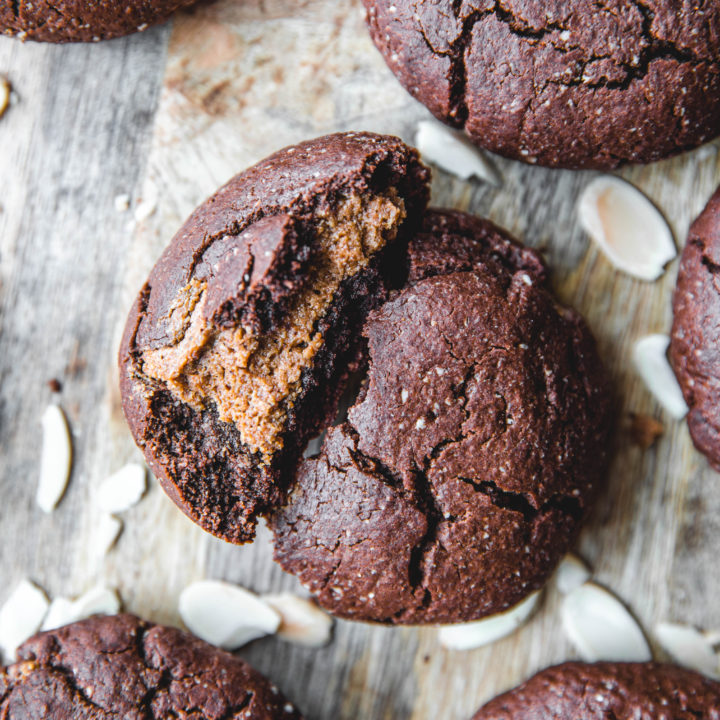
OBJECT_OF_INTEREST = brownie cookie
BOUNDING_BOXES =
[0,613,302,719]
[271,210,612,624]
[120,132,429,544]
[671,186,720,470]
[363,0,720,169]
[471,661,720,719]
[1,0,196,43]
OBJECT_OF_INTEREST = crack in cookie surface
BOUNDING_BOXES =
[119,132,430,545]
[272,211,612,624]
[365,0,720,167]
[0,614,301,719]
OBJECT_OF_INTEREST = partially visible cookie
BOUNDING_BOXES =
[363,0,720,169]
[471,661,720,719]
[271,210,612,624]
[671,186,720,470]
[119,132,429,544]
[1,0,196,43]
[0,613,302,719]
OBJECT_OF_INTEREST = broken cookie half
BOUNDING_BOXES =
[120,132,430,544]
[271,211,613,624]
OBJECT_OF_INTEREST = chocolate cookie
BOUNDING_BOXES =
[271,210,612,624]
[120,132,429,544]
[471,661,720,719]
[0,613,302,719]
[1,0,195,43]
[670,186,720,470]
[363,0,720,169]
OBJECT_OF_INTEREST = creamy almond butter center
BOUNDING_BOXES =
[142,190,405,460]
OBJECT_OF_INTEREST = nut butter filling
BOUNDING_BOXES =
[142,190,406,461]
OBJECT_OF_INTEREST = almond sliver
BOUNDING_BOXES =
[37,405,72,513]
[579,176,675,281]
[633,334,688,419]
[0,581,49,662]
[97,463,147,512]
[656,622,719,678]
[179,580,280,650]
[416,120,502,186]
[263,593,333,647]
[561,582,651,662]
[438,591,541,651]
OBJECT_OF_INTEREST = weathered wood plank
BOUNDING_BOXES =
[0,27,171,619]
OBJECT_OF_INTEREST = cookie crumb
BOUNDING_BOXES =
[47,378,62,393]
[629,413,664,449]
[0,75,10,119]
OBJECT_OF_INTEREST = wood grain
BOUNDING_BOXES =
[1,1,720,718]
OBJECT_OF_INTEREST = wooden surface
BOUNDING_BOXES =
[2,1,720,718]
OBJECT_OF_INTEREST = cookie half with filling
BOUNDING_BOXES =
[119,132,430,544]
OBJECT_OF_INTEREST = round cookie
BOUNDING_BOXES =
[119,132,429,544]
[1,0,196,43]
[671,186,720,470]
[363,0,720,169]
[0,613,302,719]
[271,210,612,624]
[471,661,720,719]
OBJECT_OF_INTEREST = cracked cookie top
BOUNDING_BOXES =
[471,662,720,719]
[0,614,303,719]
[363,0,720,169]
[271,210,612,624]
[119,132,430,544]
[671,186,720,470]
[1,0,196,42]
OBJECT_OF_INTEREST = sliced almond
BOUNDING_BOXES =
[39,598,74,633]
[416,120,502,187]
[96,514,123,556]
[134,180,158,222]
[0,581,49,662]
[0,76,10,119]
[554,554,592,595]
[263,593,333,647]
[97,463,147,512]
[633,335,688,419]
[179,581,280,650]
[561,582,652,662]
[438,591,541,651]
[578,176,676,281]
[696,143,719,162]
[655,622,719,678]
[42,586,121,632]
[73,586,120,617]
[37,404,72,513]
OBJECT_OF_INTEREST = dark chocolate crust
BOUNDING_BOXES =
[1,0,195,43]
[271,210,612,624]
[119,132,430,545]
[670,186,720,470]
[363,0,720,169]
[471,661,720,719]
[0,614,302,719]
